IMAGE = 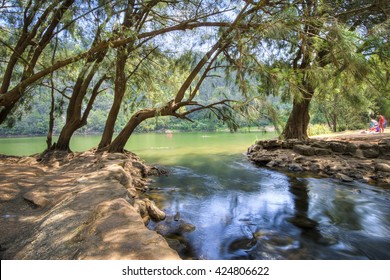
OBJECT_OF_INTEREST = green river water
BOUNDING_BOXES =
[1,132,390,260]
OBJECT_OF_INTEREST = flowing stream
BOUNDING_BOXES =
[1,132,390,259]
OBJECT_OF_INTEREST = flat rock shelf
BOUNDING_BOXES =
[247,133,390,186]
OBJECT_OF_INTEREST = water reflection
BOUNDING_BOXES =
[148,155,390,260]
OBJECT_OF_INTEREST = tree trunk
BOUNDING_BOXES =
[332,94,338,132]
[107,109,155,153]
[46,85,55,150]
[98,47,127,149]
[55,121,80,151]
[282,91,312,140]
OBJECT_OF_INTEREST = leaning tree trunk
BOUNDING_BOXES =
[107,109,156,153]
[282,91,313,140]
[98,48,127,149]
[54,121,80,151]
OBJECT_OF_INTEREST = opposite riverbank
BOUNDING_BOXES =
[0,150,180,260]
[247,132,390,186]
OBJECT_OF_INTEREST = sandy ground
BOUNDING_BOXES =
[0,151,180,260]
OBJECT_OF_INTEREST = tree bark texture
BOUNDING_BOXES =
[98,47,128,149]
[282,91,313,140]
[107,109,156,153]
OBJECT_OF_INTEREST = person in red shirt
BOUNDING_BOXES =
[379,115,386,133]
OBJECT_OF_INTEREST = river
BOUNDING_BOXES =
[1,132,390,260]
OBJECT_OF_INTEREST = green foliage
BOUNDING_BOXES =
[1,0,389,143]
[307,124,332,136]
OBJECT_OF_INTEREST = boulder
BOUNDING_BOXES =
[179,222,196,233]
[155,220,196,236]
[144,199,166,221]
[313,148,331,156]
[104,165,132,188]
[247,144,261,154]
[375,163,390,173]
[288,163,303,172]
[358,143,372,150]
[345,143,358,155]
[293,145,315,156]
[328,142,348,154]
[378,140,390,159]
[311,141,329,149]
[309,163,321,172]
[251,154,274,165]
[262,140,282,150]
[23,191,51,208]
[335,173,354,182]
[362,148,379,158]
[282,139,304,149]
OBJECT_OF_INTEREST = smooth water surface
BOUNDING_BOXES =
[1,132,390,259]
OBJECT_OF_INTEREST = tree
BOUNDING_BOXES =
[0,0,76,124]
[0,0,237,128]
[106,1,258,152]
[281,0,390,140]
[232,0,390,140]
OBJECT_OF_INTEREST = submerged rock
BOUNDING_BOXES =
[287,216,318,229]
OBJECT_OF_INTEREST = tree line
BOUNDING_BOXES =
[0,0,389,153]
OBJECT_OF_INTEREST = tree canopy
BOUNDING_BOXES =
[0,0,389,151]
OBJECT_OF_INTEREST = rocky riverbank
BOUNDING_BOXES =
[0,150,180,260]
[247,133,390,186]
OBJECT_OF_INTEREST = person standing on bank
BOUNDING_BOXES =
[379,115,386,133]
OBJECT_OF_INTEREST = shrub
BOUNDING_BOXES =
[307,123,332,136]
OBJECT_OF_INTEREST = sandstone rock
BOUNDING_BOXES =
[262,140,282,150]
[134,200,149,224]
[155,220,196,236]
[293,145,315,156]
[378,140,390,159]
[335,173,354,182]
[247,144,261,154]
[311,141,329,149]
[104,165,132,187]
[294,156,306,162]
[358,143,372,150]
[266,160,277,167]
[76,198,179,260]
[166,238,187,253]
[328,142,347,153]
[362,148,379,158]
[314,148,331,156]
[309,163,321,172]
[106,153,128,160]
[144,199,166,221]
[288,163,303,172]
[282,139,304,149]
[345,143,358,155]
[252,154,274,165]
[375,163,390,173]
[179,222,196,233]
[23,191,51,208]
[378,139,390,151]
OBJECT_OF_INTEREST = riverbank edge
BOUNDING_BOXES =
[247,133,390,186]
[0,150,180,260]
